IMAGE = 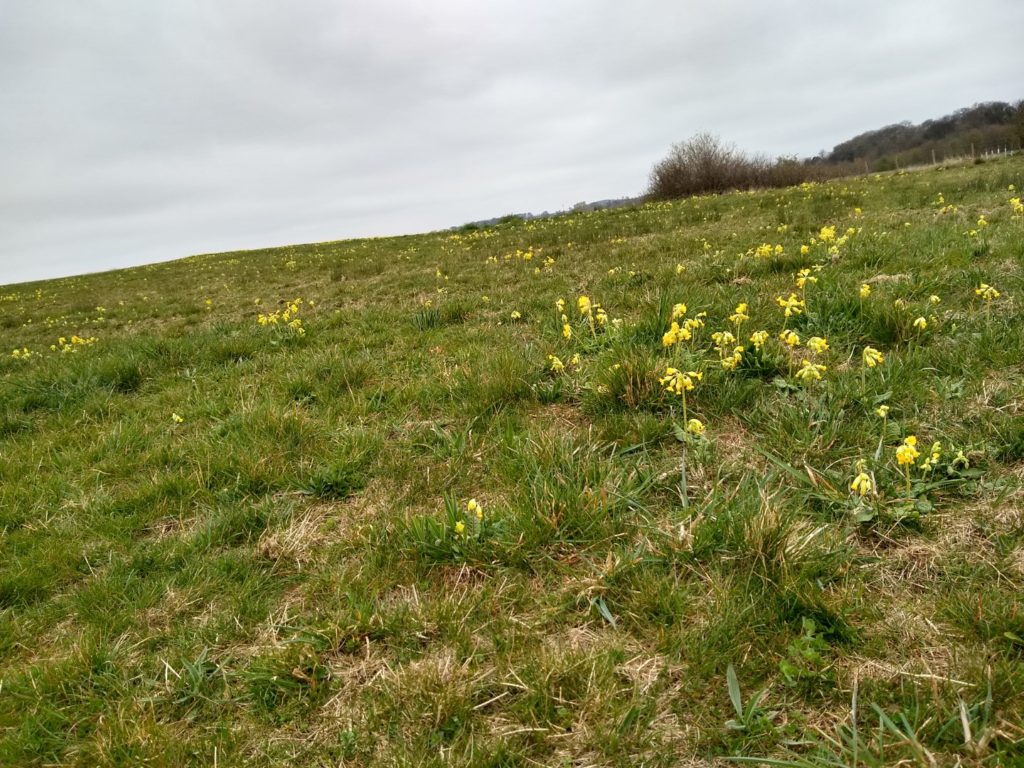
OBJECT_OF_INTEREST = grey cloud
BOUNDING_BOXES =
[1,0,1022,285]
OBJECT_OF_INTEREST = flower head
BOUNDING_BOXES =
[875,405,890,418]
[659,367,702,396]
[859,283,871,299]
[862,346,885,368]
[895,436,920,466]
[577,296,592,316]
[671,303,687,321]
[975,283,1001,302]
[547,355,565,373]
[850,470,873,497]
[685,418,705,436]
[749,330,769,351]
[807,336,829,354]
[795,360,827,382]
[779,329,801,347]
[467,498,483,520]
[913,316,927,331]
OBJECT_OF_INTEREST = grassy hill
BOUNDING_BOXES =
[2,157,1024,766]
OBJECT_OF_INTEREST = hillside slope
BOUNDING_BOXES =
[2,157,1024,766]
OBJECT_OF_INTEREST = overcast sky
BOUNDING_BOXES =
[1,1,1021,286]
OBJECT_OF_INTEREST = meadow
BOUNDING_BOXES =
[1,157,1023,766]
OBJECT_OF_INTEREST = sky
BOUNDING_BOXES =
[1,1,1022,286]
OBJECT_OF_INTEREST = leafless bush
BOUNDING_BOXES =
[647,133,851,200]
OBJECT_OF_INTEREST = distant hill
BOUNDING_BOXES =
[816,100,1023,170]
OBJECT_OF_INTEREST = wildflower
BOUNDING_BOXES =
[850,470,873,497]
[807,336,829,354]
[662,321,690,347]
[454,520,466,535]
[776,293,805,318]
[975,283,1001,301]
[556,298,566,313]
[659,367,702,396]
[859,283,871,299]
[929,295,941,305]
[685,418,705,436]
[467,498,483,520]
[800,244,810,256]
[510,310,521,320]
[171,413,184,424]
[671,303,687,321]
[913,316,927,331]
[895,436,920,466]
[977,215,988,228]
[1010,197,1023,216]
[862,347,885,368]
[675,263,686,274]
[919,442,942,472]
[795,269,818,290]
[721,346,744,371]
[684,312,707,333]
[594,307,609,327]
[749,330,769,351]
[795,360,826,382]
[710,330,736,352]
[779,329,801,347]
[893,298,906,310]
[728,303,749,328]
[577,296,592,316]
[854,207,862,217]
[562,323,573,340]
[547,355,565,373]
[875,405,890,418]
[570,353,581,366]
[818,225,836,243]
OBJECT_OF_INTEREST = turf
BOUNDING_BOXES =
[1,157,1023,766]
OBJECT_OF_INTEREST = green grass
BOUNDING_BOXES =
[2,158,1024,766]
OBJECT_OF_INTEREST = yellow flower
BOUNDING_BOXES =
[800,244,810,256]
[779,329,801,347]
[749,330,769,350]
[895,436,920,466]
[849,471,873,496]
[818,225,836,243]
[556,298,566,313]
[807,336,829,354]
[595,307,609,326]
[662,321,691,347]
[675,263,686,274]
[919,442,942,472]
[171,413,184,424]
[795,360,826,382]
[510,310,522,320]
[454,520,466,535]
[975,283,1001,301]
[467,499,483,520]
[659,367,702,396]
[776,293,805,318]
[577,296,592,316]
[685,418,705,435]
[547,355,565,373]
[562,323,572,340]
[671,303,687,321]
[795,268,818,290]
[929,295,941,305]
[862,347,884,368]
[875,405,890,418]
[728,303,749,326]
[859,283,871,299]
[913,316,927,331]
[711,330,736,351]
[721,346,744,371]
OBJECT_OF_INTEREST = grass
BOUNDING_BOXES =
[1,157,1023,765]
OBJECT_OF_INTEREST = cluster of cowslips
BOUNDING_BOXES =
[50,335,98,353]
[258,298,306,336]
[662,303,706,348]
[1010,197,1023,217]
[711,330,744,371]
[10,347,34,360]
